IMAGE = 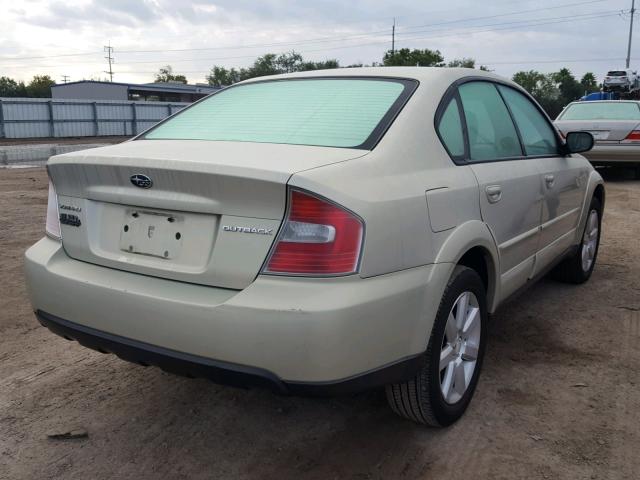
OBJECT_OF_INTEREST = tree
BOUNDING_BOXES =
[446,58,490,71]
[447,58,475,68]
[513,70,546,94]
[26,75,55,97]
[206,66,242,87]
[383,48,444,67]
[512,70,564,117]
[0,76,27,97]
[552,68,582,103]
[154,66,187,84]
[580,72,598,92]
[207,51,340,86]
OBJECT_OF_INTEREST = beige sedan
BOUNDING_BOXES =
[24,68,604,426]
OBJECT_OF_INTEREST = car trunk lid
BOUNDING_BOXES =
[554,119,640,142]
[48,139,368,289]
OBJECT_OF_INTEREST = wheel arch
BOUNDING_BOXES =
[433,220,501,313]
[574,171,605,245]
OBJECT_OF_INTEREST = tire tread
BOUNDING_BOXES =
[385,265,480,427]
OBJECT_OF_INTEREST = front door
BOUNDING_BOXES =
[495,84,589,275]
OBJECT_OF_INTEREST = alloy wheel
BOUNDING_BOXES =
[439,291,481,404]
[581,209,599,272]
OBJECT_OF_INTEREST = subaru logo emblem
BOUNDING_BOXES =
[130,174,153,189]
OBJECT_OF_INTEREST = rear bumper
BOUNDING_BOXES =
[35,310,425,395]
[583,144,640,165]
[25,237,450,391]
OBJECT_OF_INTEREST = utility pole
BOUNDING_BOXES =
[627,0,636,68]
[61,75,69,83]
[104,42,114,81]
[391,18,396,55]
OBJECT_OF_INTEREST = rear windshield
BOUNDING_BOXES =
[607,71,627,77]
[558,102,640,120]
[143,78,415,149]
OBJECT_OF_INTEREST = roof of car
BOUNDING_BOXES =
[239,66,505,84]
[570,100,640,104]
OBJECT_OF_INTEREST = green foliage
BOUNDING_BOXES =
[0,76,27,97]
[207,51,339,86]
[446,58,490,71]
[512,68,596,118]
[25,75,55,97]
[383,48,444,67]
[447,58,475,68]
[580,72,598,92]
[154,66,187,84]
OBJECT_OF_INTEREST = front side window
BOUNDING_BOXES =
[143,78,413,149]
[498,85,558,156]
[458,81,522,161]
[437,97,465,158]
[558,102,640,121]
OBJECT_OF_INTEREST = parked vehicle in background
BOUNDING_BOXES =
[603,69,638,93]
[555,100,640,177]
[580,91,619,101]
[24,68,605,427]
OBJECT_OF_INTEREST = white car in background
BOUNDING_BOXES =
[603,69,638,93]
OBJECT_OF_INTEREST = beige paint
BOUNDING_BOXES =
[25,67,604,382]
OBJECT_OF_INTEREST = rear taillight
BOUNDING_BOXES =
[46,179,61,240]
[622,130,640,142]
[263,189,364,276]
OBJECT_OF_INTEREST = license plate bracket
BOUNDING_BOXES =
[119,210,184,259]
[588,130,610,141]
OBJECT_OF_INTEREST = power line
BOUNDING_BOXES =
[1,8,622,70]
[112,0,610,55]
[117,58,633,75]
[0,0,607,64]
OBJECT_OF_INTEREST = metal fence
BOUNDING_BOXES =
[0,97,189,139]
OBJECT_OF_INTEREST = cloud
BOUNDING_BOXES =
[0,0,633,84]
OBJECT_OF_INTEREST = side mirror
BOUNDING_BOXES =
[562,131,594,154]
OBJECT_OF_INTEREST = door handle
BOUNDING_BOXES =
[544,174,555,188]
[485,185,502,203]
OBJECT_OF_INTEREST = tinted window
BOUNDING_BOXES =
[437,98,465,158]
[144,79,409,149]
[498,85,557,156]
[458,82,522,161]
[607,71,627,77]
[558,102,640,120]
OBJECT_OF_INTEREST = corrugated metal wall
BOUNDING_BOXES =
[0,98,188,139]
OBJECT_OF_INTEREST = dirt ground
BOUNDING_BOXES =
[1,167,639,480]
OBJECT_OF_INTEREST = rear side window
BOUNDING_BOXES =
[458,82,522,161]
[437,98,465,158]
[498,85,558,156]
[143,78,413,149]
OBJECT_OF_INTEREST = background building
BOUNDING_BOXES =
[51,80,220,102]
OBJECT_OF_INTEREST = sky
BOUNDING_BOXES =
[0,0,636,85]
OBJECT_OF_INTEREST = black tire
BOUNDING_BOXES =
[386,266,488,427]
[552,197,602,284]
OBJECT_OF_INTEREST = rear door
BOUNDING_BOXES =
[497,85,589,275]
[457,81,543,300]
